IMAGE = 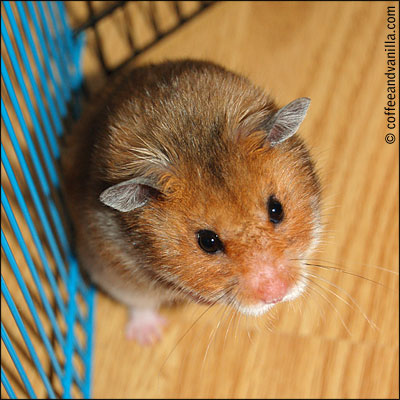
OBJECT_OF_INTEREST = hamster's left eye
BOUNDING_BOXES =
[268,195,284,224]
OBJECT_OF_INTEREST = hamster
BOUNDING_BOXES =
[62,59,321,344]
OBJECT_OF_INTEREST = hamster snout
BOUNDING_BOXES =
[63,59,321,343]
[240,257,296,304]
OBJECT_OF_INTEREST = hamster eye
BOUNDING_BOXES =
[268,195,284,224]
[197,230,224,254]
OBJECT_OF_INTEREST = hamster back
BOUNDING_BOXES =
[62,60,321,342]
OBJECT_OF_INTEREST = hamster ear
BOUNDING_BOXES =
[99,177,161,212]
[262,97,311,146]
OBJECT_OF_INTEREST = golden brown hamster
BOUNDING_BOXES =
[62,59,321,344]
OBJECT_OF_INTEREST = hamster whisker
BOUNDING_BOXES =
[246,317,252,343]
[201,317,221,374]
[260,305,278,333]
[224,301,239,347]
[159,286,235,373]
[244,314,253,344]
[239,308,247,339]
[300,276,352,336]
[201,302,233,374]
[295,257,399,275]
[290,258,397,294]
[224,282,248,339]
[304,263,388,289]
[218,303,235,349]
[319,204,342,212]
[300,284,327,324]
[302,271,378,331]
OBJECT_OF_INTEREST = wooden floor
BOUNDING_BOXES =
[84,2,399,398]
[1,1,398,399]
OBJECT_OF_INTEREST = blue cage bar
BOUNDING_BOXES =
[1,2,217,397]
[1,1,95,398]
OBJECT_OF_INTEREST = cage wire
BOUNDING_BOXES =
[1,1,214,398]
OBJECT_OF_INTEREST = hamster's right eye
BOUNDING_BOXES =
[197,230,224,254]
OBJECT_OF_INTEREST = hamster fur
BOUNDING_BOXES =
[62,59,321,344]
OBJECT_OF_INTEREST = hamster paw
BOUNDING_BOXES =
[125,308,167,345]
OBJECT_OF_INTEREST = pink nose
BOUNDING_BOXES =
[256,278,288,303]
[245,268,290,304]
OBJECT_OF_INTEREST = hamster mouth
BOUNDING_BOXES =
[234,301,277,316]
[231,272,309,316]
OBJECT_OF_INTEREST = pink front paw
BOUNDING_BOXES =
[125,308,167,345]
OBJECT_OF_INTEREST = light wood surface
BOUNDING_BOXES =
[82,1,399,398]
[2,1,398,399]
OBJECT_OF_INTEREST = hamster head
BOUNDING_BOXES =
[97,61,321,316]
